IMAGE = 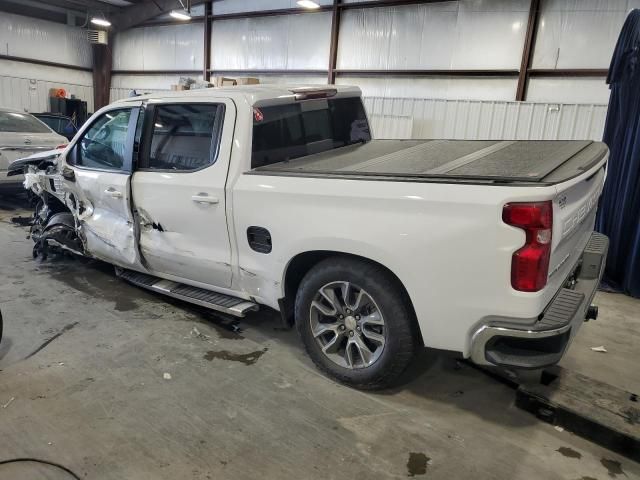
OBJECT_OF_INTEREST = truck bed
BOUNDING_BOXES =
[251,140,608,185]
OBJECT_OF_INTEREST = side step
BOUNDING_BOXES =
[116,268,258,317]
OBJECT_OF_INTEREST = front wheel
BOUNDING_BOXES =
[295,257,420,390]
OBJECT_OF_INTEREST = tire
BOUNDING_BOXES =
[295,256,420,390]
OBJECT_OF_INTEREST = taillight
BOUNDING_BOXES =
[502,201,553,292]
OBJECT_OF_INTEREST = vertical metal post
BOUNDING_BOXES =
[92,41,112,110]
[516,0,541,101]
[203,1,212,82]
[327,0,341,84]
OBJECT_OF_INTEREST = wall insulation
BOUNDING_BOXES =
[0,12,91,68]
[337,1,529,71]
[212,0,331,15]
[113,24,204,72]
[211,13,332,71]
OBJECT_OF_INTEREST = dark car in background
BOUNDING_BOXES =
[33,113,78,141]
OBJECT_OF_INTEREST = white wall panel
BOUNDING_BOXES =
[113,24,204,71]
[0,60,93,113]
[213,0,331,15]
[527,77,611,104]
[336,76,518,101]
[109,74,204,102]
[211,13,332,70]
[533,0,640,69]
[362,96,607,141]
[0,13,91,68]
[337,1,529,70]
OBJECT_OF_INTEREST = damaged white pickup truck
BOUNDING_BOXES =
[10,85,609,389]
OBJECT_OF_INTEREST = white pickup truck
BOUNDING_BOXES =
[10,85,609,389]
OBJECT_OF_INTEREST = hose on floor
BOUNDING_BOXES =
[0,458,82,479]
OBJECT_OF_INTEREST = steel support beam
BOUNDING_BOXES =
[327,0,341,84]
[203,1,211,81]
[93,43,112,110]
[515,0,541,101]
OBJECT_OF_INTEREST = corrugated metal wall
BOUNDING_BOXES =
[363,97,607,141]
[0,13,93,113]
[0,60,94,113]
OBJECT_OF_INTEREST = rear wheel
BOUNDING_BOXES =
[295,257,419,389]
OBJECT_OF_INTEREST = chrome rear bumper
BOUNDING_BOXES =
[470,232,609,369]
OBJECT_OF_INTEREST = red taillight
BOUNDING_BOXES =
[502,201,553,292]
[55,144,68,149]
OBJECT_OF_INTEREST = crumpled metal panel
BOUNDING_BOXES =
[337,0,529,70]
[0,60,94,113]
[533,0,640,69]
[0,12,91,67]
[211,13,332,70]
[113,24,204,71]
[361,96,607,141]
[212,0,331,15]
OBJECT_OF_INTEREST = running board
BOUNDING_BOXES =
[116,268,258,317]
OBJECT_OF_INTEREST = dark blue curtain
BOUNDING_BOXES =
[596,9,640,298]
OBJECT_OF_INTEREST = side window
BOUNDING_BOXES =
[147,104,223,171]
[73,109,131,170]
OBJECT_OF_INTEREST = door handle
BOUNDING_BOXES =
[105,187,123,199]
[192,194,219,205]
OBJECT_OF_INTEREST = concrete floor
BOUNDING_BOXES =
[0,196,638,480]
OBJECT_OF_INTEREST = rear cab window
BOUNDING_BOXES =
[251,96,371,169]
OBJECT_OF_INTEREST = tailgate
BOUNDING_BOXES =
[546,163,607,293]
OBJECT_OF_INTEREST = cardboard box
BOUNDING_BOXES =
[235,77,260,85]
[212,76,260,87]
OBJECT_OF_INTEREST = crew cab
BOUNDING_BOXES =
[10,85,609,389]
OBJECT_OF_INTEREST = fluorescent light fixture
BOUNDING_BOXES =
[90,17,111,27]
[170,9,191,20]
[297,0,320,9]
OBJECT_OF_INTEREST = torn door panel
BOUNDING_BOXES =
[17,160,141,269]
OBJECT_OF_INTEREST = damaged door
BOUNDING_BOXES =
[132,100,234,288]
[63,103,143,268]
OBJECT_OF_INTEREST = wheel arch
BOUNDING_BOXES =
[280,250,422,343]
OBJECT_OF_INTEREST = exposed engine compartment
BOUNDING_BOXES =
[11,154,88,260]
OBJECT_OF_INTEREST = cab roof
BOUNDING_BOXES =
[112,84,362,107]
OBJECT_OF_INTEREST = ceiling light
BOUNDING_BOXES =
[297,0,320,9]
[90,17,111,27]
[170,9,191,20]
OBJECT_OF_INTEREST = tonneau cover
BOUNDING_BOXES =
[252,140,608,184]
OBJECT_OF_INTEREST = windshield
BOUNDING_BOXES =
[251,96,371,169]
[0,111,52,134]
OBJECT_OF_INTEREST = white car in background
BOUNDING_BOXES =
[0,107,67,193]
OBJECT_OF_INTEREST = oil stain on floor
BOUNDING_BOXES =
[556,446,582,459]
[407,452,430,477]
[203,348,268,366]
[600,458,625,477]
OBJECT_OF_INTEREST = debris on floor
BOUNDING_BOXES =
[191,327,210,341]
[163,373,172,380]
[591,346,608,353]
[2,396,15,409]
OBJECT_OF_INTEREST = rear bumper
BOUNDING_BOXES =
[470,232,609,369]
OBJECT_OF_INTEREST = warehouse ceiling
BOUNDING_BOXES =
[0,0,207,29]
